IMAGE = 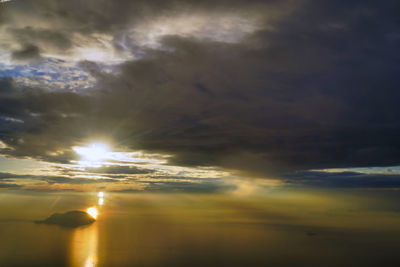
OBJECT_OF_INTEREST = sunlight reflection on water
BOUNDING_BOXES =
[70,192,104,267]
[70,224,98,267]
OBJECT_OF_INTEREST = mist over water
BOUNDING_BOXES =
[1,190,400,267]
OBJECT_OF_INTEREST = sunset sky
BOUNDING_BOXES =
[1,1,400,266]
[0,0,400,194]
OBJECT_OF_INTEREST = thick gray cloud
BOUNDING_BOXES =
[82,166,155,175]
[2,0,290,58]
[0,172,115,184]
[10,27,72,51]
[0,183,21,188]
[285,171,400,189]
[115,179,234,193]
[0,0,400,180]
[11,44,41,61]
[45,176,116,184]
[0,172,32,179]
[0,78,90,162]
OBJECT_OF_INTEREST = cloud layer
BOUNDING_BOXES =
[0,0,400,189]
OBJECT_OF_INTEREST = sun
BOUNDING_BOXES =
[73,143,110,162]
[87,207,98,219]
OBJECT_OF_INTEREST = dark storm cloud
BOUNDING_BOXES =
[3,0,289,55]
[285,171,400,189]
[82,165,155,175]
[117,179,234,193]
[1,0,400,180]
[7,0,284,30]
[92,4,400,175]
[54,164,155,177]
[44,176,116,184]
[144,181,234,193]
[11,44,41,61]
[0,78,90,162]
[0,172,116,184]
[10,27,72,51]
[0,183,21,188]
[0,172,31,179]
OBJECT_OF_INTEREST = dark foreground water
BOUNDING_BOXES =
[1,190,400,267]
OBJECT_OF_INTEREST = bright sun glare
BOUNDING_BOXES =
[87,207,98,219]
[73,143,110,162]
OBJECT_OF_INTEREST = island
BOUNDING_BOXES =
[36,210,95,228]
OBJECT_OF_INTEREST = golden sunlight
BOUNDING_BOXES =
[70,220,98,267]
[74,143,110,162]
[87,207,98,219]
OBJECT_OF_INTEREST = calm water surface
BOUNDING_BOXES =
[1,191,400,266]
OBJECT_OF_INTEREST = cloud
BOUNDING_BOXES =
[1,0,291,62]
[0,0,399,183]
[0,172,32,179]
[0,182,21,188]
[82,165,155,175]
[285,171,400,189]
[9,27,72,53]
[11,44,41,62]
[117,179,235,193]
[0,172,116,184]
[0,78,90,162]
[44,176,116,184]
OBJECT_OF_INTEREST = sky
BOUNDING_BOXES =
[0,0,400,193]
